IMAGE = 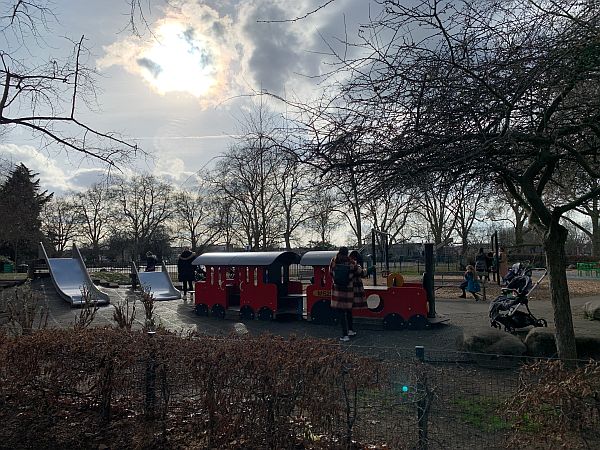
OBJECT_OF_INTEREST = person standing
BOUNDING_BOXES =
[498,247,509,282]
[177,247,196,299]
[475,248,488,280]
[330,247,364,342]
[145,251,157,272]
[485,251,494,281]
[349,250,368,309]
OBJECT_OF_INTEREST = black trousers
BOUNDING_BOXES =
[339,310,353,336]
[181,279,193,294]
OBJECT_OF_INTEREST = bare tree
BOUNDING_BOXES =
[487,186,532,248]
[414,177,459,248]
[0,1,140,167]
[113,174,174,259]
[75,183,113,262]
[453,178,488,256]
[305,186,341,248]
[364,185,415,255]
[291,0,600,359]
[42,195,80,256]
[273,151,313,250]
[172,186,221,252]
[212,100,287,250]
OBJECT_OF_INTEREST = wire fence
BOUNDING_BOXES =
[1,328,598,449]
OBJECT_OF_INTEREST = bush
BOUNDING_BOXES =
[0,329,385,449]
[506,360,600,449]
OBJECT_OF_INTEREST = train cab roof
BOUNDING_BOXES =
[192,251,300,267]
[300,250,362,266]
[300,251,338,266]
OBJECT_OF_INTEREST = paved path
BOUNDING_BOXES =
[29,278,599,358]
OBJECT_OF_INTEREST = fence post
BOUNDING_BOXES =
[145,331,157,420]
[415,346,429,450]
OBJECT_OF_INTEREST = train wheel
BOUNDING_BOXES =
[407,315,429,331]
[195,304,209,316]
[240,306,255,320]
[257,307,273,321]
[311,301,337,325]
[211,304,226,320]
[383,313,405,330]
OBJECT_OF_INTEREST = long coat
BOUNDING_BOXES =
[499,252,509,279]
[330,257,367,310]
[177,250,196,282]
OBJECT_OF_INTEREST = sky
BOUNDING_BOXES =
[0,0,375,195]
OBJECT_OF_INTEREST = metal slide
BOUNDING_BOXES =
[40,242,110,306]
[133,260,181,300]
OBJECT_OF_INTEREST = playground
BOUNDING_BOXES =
[4,271,598,352]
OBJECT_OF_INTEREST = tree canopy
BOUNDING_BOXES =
[291,0,600,360]
[0,163,53,262]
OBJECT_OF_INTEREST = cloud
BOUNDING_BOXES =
[98,1,240,107]
[97,0,354,108]
[0,144,115,194]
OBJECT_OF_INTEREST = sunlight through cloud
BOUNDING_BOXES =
[98,2,238,107]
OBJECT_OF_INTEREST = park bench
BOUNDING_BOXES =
[576,262,600,277]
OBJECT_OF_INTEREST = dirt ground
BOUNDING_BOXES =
[423,273,600,302]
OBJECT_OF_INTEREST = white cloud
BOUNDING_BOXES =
[0,144,112,194]
[97,0,348,109]
[98,1,241,108]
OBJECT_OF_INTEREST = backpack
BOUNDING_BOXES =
[333,263,351,287]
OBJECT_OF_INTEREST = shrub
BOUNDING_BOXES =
[506,360,600,449]
[0,328,384,449]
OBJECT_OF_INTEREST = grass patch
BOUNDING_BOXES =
[0,273,27,281]
[453,397,511,432]
[90,271,131,285]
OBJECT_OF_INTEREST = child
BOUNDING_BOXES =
[459,265,482,301]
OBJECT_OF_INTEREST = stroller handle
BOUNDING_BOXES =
[527,269,548,297]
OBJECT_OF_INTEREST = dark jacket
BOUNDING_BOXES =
[145,254,157,272]
[177,250,196,282]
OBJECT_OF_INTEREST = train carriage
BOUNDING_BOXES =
[301,251,433,330]
[192,251,303,321]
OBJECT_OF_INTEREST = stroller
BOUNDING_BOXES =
[502,262,526,285]
[489,264,548,332]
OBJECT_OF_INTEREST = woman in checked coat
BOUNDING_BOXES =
[330,247,367,342]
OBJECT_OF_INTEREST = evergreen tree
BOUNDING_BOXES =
[0,164,53,264]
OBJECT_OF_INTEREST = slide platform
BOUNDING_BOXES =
[133,260,181,300]
[40,242,110,306]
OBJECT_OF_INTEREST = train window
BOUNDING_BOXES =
[367,294,384,312]
[253,267,258,287]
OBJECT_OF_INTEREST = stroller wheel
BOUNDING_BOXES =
[537,318,548,327]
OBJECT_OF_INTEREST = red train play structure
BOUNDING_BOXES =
[192,248,447,329]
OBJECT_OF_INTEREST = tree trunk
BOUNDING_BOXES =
[514,220,525,247]
[93,242,100,263]
[591,210,600,257]
[544,222,577,361]
[284,233,291,251]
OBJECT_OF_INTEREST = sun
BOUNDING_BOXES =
[137,22,217,97]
